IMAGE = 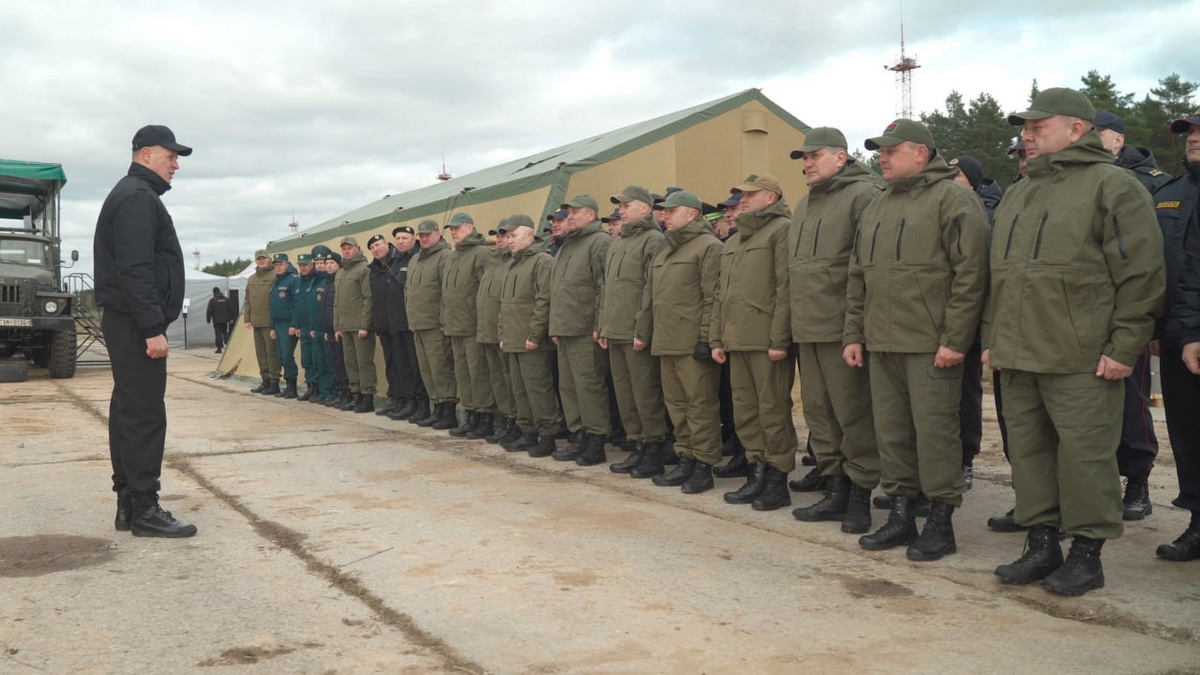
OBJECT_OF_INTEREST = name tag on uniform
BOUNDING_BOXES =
[1157,201,1182,210]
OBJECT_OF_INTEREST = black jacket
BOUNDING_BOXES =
[1160,161,1200,346]
[93,163,185,338]
[368,245,415,333]
[976,178,1004,224]
[206,291,234,324]
[1117,145,1172,194]
[320,270,337,333]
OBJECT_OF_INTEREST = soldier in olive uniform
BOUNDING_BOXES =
[478,220,519,444]
[844,119,988,561]
[549,195,613,466]
[986,89,1164,595]
[600,186,670,477]
[333,236,376,413]
[710,175,797,512]
[442,213,497,438]
[647,190,724,494]
[268,253,300,399]
[786,128,884,535]
[407,219,458,429]
[243,250,280,394]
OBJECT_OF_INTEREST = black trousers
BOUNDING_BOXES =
[993,369,1011,460]
[102,310,167,498]
[325,332,349,391]
[1117,345,1159,478]
[212,322,229,350]
[378,331,404,399]
[1160,347,1200,512]
[960,339,984,466]
[396,330,425,400]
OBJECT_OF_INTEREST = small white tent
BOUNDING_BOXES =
[169,266,233,350]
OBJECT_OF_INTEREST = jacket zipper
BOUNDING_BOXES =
[811,220,822,256]
[614,251,626,279]
[1032,212,1048,260]
[1113,215,1129,259]
[1003,215,1018,260]
[895,219,906,260]
[869,222,881,263]
[559,254,573,279]
[793,223,805,257]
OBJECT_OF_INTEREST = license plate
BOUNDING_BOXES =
[0,317,33,327]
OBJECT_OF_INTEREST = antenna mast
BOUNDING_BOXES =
[885,10,920,119]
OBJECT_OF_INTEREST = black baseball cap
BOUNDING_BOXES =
[132,125,192,156]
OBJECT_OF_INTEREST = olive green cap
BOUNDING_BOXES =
[254,249,269,260]
[865,119,936,150]
[446,212,474,228]
[488,218,509,236]
[731,174,782,196]
[1008,87,1096,125]
[652,190,702,211]
[500,214,535,233]
[338,236,359,247]
[609,185,653,206]
[790,127,848,158]
[561,194,599,212]
[417,219,439,234]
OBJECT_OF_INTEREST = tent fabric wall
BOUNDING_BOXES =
[168,266,235,350]
[216,88,812,381]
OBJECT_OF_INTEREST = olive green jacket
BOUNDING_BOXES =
[549,221,610,337]
[843,155,989,353]
[405,238,450,332]
[476,250,510,344]
[332,252,373,332]
[598,216,664,343]
[789,159,883,343]
[500,240,554,352]
[651,216,723,356]
[709,197,792,351]
[242,265,275,328]
[983,132,1164,373]
[441,232,494,337]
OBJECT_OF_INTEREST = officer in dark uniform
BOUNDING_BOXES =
[269,253,301,398]
[291,254,320,401]
[205,287,233,353]
[315,247,351,407]
[368,234,407,416]
[301,249,331,403]
[389,225,426,421]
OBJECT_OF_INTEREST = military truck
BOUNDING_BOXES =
[0,159,77,381]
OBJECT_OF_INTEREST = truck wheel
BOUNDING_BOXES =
[0,359,29,383]
[47,329,77,379]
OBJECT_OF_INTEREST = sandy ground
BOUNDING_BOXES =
[1,348,1197,674]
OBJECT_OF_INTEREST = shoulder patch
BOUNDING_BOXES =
[1149,169,1164,176]
[1157,201,1182,210]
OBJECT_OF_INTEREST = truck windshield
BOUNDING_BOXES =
[0,239,49,266]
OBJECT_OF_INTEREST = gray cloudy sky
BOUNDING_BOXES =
[3,0,1197,275]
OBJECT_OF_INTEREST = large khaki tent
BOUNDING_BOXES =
[217,88,811,382]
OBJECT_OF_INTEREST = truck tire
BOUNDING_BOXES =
[0,359,29,383]
[47,329,77,379]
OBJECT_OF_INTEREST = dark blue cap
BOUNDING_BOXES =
[600,207,622,223]
[1093,110,1125,135]
[717,192,742,209]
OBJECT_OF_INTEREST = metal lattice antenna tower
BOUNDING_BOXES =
[885,16,920,119]
[288,211,298,234]
[192,246,201,270]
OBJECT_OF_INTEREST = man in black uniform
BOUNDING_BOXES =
[93,124,197,538]
[389,225,426,420]
[314,247,350,407]
[368,234,406,416]
[205,287,233,353]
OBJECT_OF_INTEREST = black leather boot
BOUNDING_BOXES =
[788,466,827,492]
[528,435,557,458]
[388,397,415,420]
[1043,536,1105,596]
[450,410,479,437]
[842,483,872,534]
[681,461,714,494]
[653,456,696,487]
[859,496,919,551]
[609,443,645,474]
[483,415,509,443]
[1121,471,1153,521]
[298,383,316,402]
[249,380,268,394]
[354,393,376,413]
[987,507,1029,532]
[260,380,281,396]
[467,413,495,440]
[1156,511,1200,561]
[114,489,132,532]
[575,433,608,466]
[498,421,524,447]
[552,432,587,462]
[994,524,1064,584]
[431,402,458,430]
[752,465,791,511]
[281,377,299,398]
[407,398,432,424]
[724,463,767,504]
[713,448,750,478]
[375,396,396,416]
[793,474,850,522]
[131,495,198,538]
[907,500,957,561]
[306,383,322,404]
[629,440,668,478]
[415,401,442,427]
[337,390,357,410]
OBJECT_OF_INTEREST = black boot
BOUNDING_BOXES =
[431,402,458,430]
[249,380,268,394]
[788,466,827,492]
[388,397,416,420]
[724,463,768,504]
[528,435,558,458]
[653,456,696,487]
[629,440,668,478]
[552,432,587,462]
[1121,471,1153,521]
[793,474,850,522]
[298,383,316,402]
[859,496,919,551]
[261,380,281,396]
[467,413,495,440]
[483,415,510,443]
[281,377,299,398]
[114,489,132,532]
[502,431,537,452]
[720,435,739,457]
[609,443,645,474]
[681,461,714,494]
[449,410,479,437]
[987,507,1029,532]
[337,390,357,411]
[1155,511,1200,561]
[305,383,321,404]
[415,401,441,427]
[1043,536,1105,596]
[752,465,791,511]
[354,393,376,413]
[994,525,1064,584]
[575,433,608,466]
[130,495,198,538]
[907,500,957,561]
[713,448,751,478]
[842,483,872,534]
[375,396,397,416]
[407,398,432,425]
[498,421,524,447]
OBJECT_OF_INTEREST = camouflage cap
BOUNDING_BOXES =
[561,194,599,212]
[865,119,936,150]
[652,190,702,211]
[417,219,439,234]
[731,174,782,196]
[1007,87,1096,125]
[610,185,653,206]
[790,127,849,158]
[446,212,474,228]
